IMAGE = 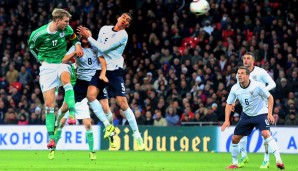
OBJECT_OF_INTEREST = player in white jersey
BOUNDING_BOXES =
[48,30,112,160]
[77,13,145,150]
[222,66,284,170]
[235,52,276,168]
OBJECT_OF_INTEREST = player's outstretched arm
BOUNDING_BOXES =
[62,46,77,64]
[98,56,108,83]
[221,103,233,131]
[77,25,124,53]
[62,52,77,64]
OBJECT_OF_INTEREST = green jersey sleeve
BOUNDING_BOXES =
[28,25,48,60]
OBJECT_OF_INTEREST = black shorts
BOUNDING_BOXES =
[73,79,89,103]
[89,70,108,100]
[106,68,126,98]
[234,112,270,136]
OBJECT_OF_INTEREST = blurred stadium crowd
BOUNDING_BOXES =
[0,0,297,126]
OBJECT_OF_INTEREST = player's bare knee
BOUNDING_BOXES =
[261,130,271,139]
[85,124,92,130]
[44,102,54,108]
[232,136,241,144]
[83,119,92,130]
[87,94,96,102]
[117,98,128,110]
[60,72,71,85]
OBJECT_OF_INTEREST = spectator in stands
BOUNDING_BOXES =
[201,107,218,122]
[4,108,17,124]
[29,112,41,125]
[165,106,179,126]
[231,112,240,125]
[18,66,32,86]
[274,78,291,101]
[273,113,284,126]
[18,113,29,125]
[0,74,9,90]
[180,105,194,121]
[134,109,145,125]
[0,99,6,124]
[144,110,154,125]
[5,64,19,84]
[285,112,298,125]
[153,109,167,126]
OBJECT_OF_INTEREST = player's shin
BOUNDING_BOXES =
[55,109,65,127]
[239,136,247,158]
[123,107,139,133]
[263,141,270,162]
[123,107,144,150]
[89,100,110,127]
[45,107,55,139]
[63,84,76,116]
[266,136,282,162]
[53,128,62,150]
[86,130,94,152]
[106,111,113,125]
[231,143,239,165]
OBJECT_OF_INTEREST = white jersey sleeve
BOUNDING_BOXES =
[250,66,276,91]
[259,68,276,91]
[226,84,238,104]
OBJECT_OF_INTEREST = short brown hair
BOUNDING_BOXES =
[238,66,250,75]
[243,52,255,60]
[121,12,133,23]
[52,8,71,21]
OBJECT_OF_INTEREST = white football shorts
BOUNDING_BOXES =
[39,63,71,92]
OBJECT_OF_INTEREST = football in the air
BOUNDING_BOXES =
[190,0,210,15]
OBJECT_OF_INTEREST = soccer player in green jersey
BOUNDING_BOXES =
[28,8,83,149]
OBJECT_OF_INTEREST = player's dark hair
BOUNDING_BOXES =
[121,12,133,24]
[238,66,250,75]
[243,52,255,60]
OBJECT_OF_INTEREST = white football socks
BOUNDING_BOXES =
[231,143,239,165]
[266,136,282,162]
[239,136,247,158]
[89,100,110,127]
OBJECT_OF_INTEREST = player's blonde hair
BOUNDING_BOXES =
[52,8,71,21]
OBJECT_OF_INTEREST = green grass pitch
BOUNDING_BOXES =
[0,150,296,171]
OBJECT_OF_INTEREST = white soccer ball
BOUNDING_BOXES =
[190,0,210,15]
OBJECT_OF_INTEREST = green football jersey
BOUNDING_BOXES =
[28,23,79,64]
